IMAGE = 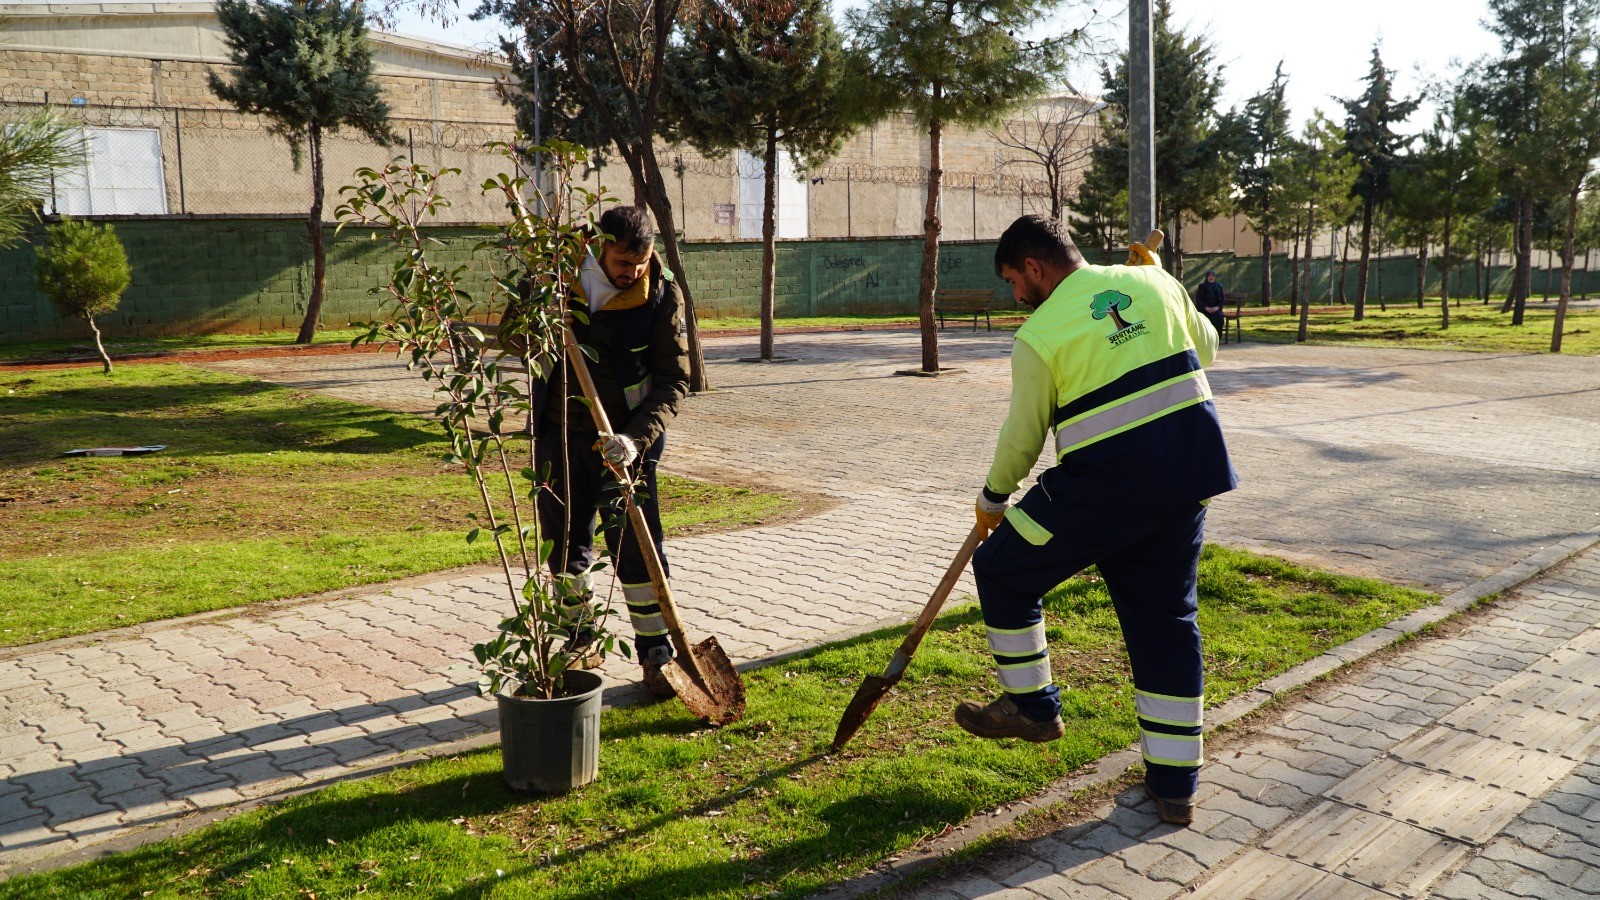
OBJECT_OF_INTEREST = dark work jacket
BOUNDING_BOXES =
[1194,281,1227,311]
[530,254,691,446]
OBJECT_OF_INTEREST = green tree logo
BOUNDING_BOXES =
[1091,289,1137,331]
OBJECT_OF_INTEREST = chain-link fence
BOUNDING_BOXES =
[1,97,519,223]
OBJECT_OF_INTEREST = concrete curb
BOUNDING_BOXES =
[812,525,1600,900]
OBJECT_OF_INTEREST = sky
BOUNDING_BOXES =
[388,0,1504,133]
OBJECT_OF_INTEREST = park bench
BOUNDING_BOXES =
[1221,292,1248,344]
[936,288,1000,331]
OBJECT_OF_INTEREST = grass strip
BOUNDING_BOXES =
[1241,303,1600,355]
[0,364,797,647]
[2,546,1433,899]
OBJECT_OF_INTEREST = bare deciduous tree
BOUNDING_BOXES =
[990,93,1101,222]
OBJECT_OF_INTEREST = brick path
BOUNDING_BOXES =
[2,332,1598,878]
[913,546,1600,900]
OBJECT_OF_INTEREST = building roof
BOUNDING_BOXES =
[0,3,510,81]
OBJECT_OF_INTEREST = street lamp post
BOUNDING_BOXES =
[1127,0,1155,242]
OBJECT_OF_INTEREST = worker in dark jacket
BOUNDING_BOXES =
[1194,270,1227,338]
[531,205,691,698]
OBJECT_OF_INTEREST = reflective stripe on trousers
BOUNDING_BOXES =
[987,623,1051,694]
[623,581,669,637]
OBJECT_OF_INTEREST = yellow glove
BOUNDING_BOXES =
[1126,228,1165,267]
[975,491,1009,539]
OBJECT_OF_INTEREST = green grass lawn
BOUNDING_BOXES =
[0,364,799,648]
[1243,302,1600,355]
[1,547,1432,899]
[0,328,371,362]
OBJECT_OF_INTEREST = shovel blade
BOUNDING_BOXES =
[661,636,745,726]
[831,674,894,753]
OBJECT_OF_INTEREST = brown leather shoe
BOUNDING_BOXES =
[1144,780,1194,826]
[641,663,676,699]
[953,695,1065,743]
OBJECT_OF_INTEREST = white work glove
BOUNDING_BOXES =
[975,490,1009,539]
[599,432,640,468]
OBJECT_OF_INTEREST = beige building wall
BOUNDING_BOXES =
[1,4,1101,237]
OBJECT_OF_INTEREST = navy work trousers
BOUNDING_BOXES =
[973,489,1208,799]
[535,426,672,661]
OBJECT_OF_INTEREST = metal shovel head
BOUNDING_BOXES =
[831,673,894,753]
[660,636,746,726]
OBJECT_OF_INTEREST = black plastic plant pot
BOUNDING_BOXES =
[497,669,604,793]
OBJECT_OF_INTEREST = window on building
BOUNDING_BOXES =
[48,127,168,216]
[737,149,808,240]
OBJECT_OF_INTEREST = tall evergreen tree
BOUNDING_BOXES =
[1340,43,1418,322]
[665,0,867,361]
[491,0,712,389]
[1287,112,1359,341]
[1067,142,1126,262]
[1468,0,1600,327]
[1390,93,1495,328]
[1536,23,1600,351]
[1095,0,1237,278]
[1233,63,1296,304]
[847,0,1086,374]
[209,0,396,345]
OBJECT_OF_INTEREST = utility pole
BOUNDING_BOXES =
[1127,0,1155,242]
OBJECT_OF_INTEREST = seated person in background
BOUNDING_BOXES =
[1194,270,1226,338]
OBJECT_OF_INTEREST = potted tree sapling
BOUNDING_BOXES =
[336,142,629,792]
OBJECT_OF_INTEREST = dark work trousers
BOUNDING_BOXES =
[1204,310,1225,339]
[973,491,1208,799]
[534,425,673,663]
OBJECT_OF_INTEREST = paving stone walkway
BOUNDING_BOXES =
[913,545,1600,900]
[2,332,1599,878]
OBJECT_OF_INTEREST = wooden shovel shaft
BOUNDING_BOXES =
[880,524,987,682]
[560,326,693,663]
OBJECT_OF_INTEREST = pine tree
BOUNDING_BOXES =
[666,0,866,361]
[1340,43,1418,322]
[0,111,84,249]
[1067,140,1126,262]
[1390,90,1496,329]
[1468,0,1600,327]
[848,0,1086,374]
[1096,0,1237,278]
[1233,63,1295,304]
[210,0,395,346]
[1286,112,1359,342]
[490,0,712,389]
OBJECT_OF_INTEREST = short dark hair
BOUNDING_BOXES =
[994,215,1081,277]
[598,205,656,254]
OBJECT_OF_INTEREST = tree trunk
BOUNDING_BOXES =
[633,144,709,391]
[1260,235,1272,305]
[1440,216,1452,330]
[1583,247,1591,301]
[1338,224,1352,304]
[1355,197,1374,320]
[1171,218,1185,279]
[1474,247,1483,307]
[85,313,112,374]
[758,123,779,361]
[1289,229,1301,315]
[916,103,944,374]
[1415,245,1428,309]
[1509,196,1532,323]
[296,122,326,345]
[1297,203,1314,342]
[1554,184,1580,352]
[1376,238,1386,311]
[1543,245,1553,301]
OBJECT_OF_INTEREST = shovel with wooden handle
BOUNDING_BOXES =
[1126,228,1166,266]
[561,326,746,726]
[831,524,986,752]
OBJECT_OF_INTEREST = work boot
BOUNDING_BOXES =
[640,646,676,699]
[1144,779,1195,827]
[953,695,1065,743]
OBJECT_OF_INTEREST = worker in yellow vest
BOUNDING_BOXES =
[960,215,1237,827]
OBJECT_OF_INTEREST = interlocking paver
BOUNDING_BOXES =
[5,335,1600,878]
